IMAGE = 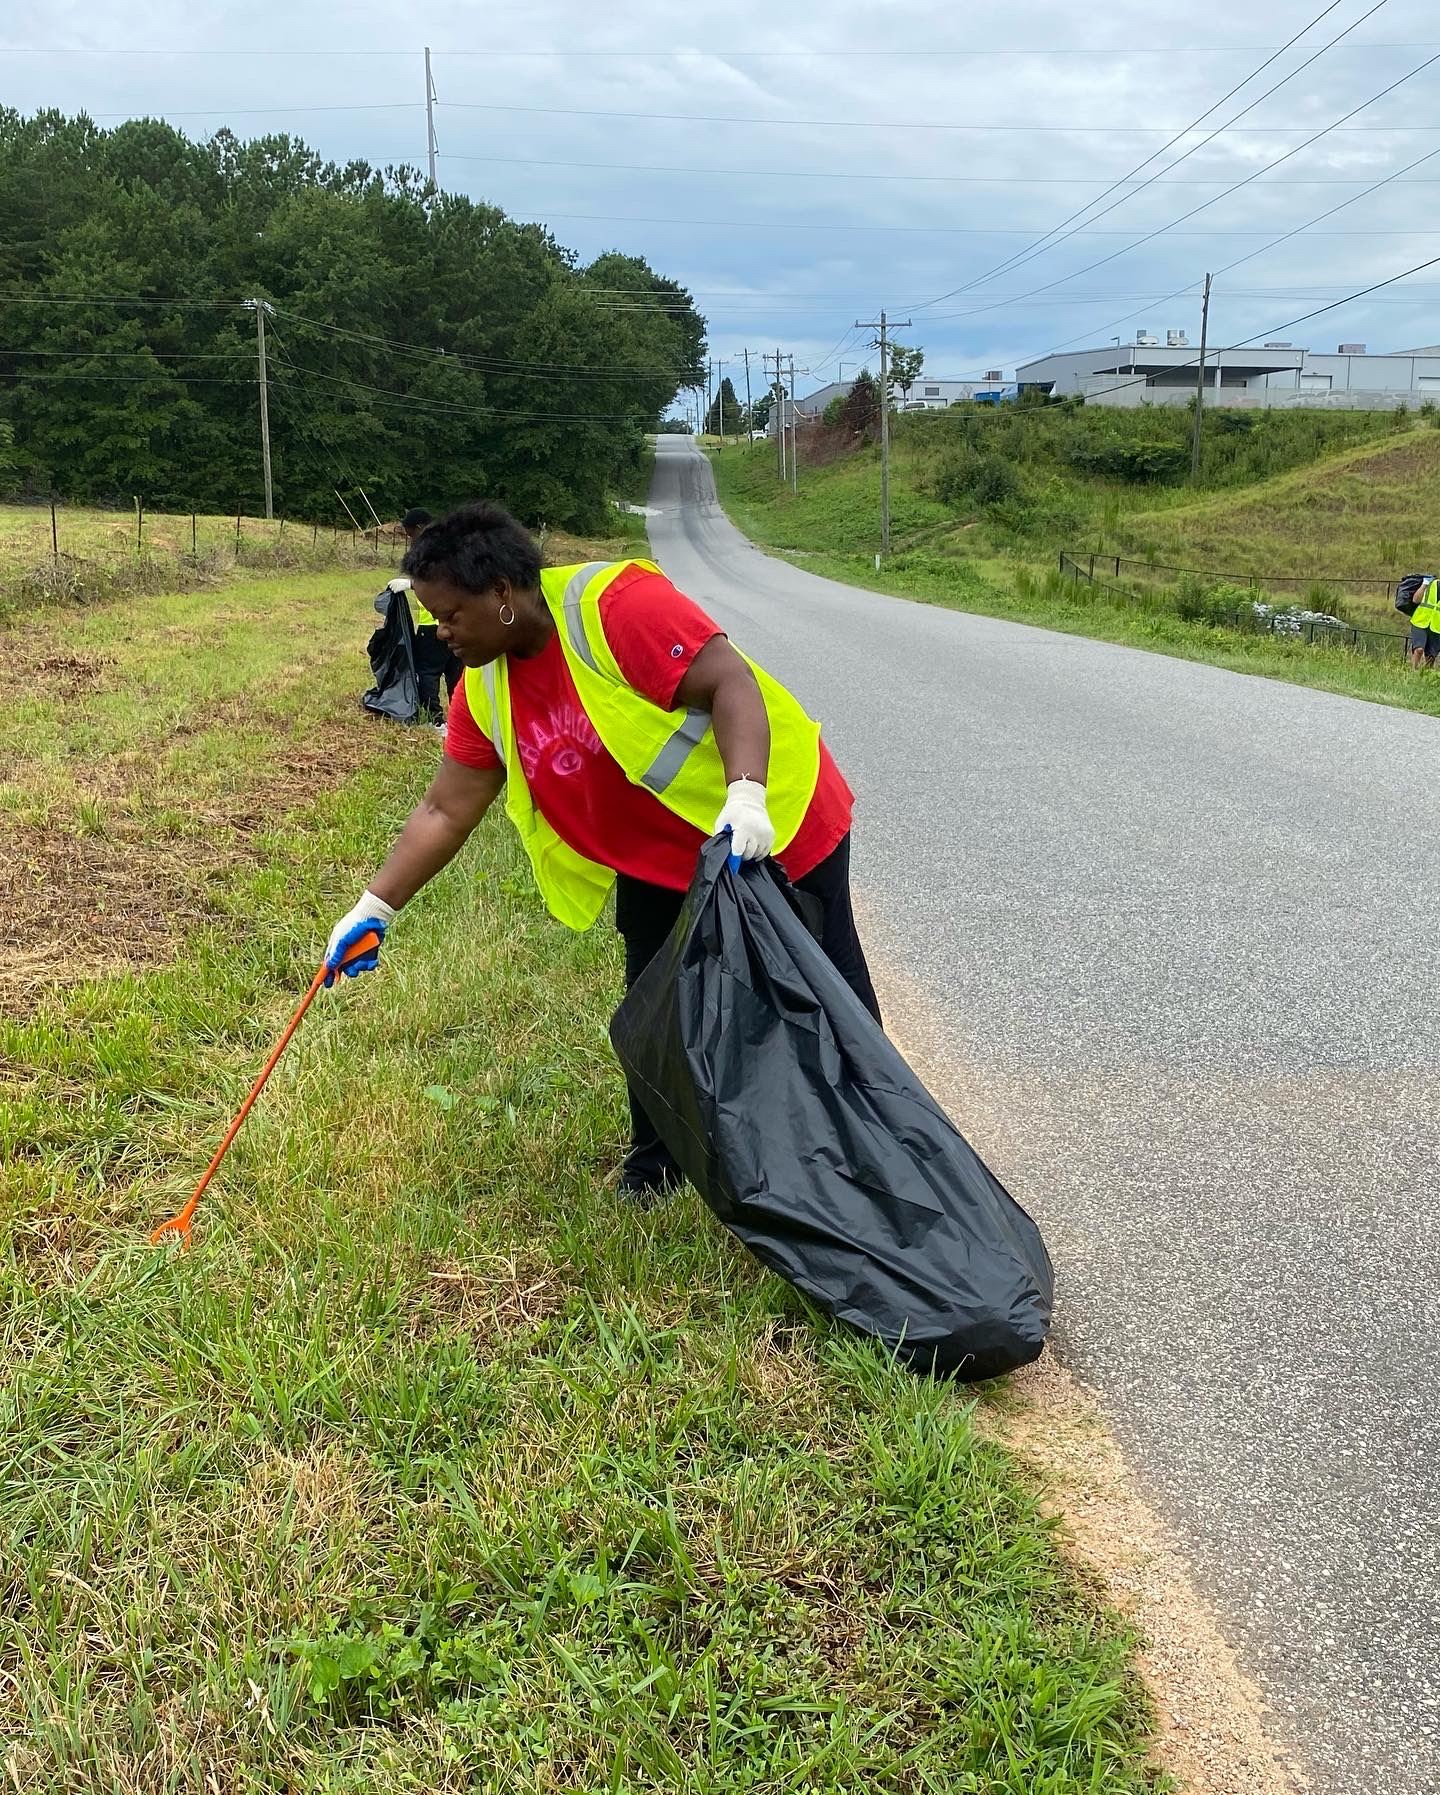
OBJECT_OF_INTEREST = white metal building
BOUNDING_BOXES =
[1016,335,1440,409]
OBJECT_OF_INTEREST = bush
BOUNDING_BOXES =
[1063,437,1190,483]
[931,448,1022,511]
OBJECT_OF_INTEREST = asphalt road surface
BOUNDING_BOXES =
[646,435,1438,1795]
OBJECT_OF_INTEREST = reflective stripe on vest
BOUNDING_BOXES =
[464,559,822,929]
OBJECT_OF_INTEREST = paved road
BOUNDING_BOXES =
[646,436,1438,1795]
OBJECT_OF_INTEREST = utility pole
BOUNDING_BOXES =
[787,354,799,494]
[424,47,439,189]
[715,358,726,450]
[254,298,273,521]
[774,348,786,481]
[855,308,910,555]
[742,346,753,439]
[1190,272,1213,482]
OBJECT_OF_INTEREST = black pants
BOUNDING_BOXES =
[614,832,881,1189]
[414,626,463,723]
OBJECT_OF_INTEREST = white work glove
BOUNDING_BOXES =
[324,891,398,987]
[714,779,775,863]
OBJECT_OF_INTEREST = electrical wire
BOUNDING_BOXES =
[1033,247,1440,402]
[437,148,1440,188]
[909,0,1382,312]
[437,91,1440,133]
[919,40,1440,325]
[266,304,691,377]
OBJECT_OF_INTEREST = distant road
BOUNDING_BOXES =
[647,434,1440,1795]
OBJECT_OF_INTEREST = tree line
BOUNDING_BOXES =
[0,109,707,530]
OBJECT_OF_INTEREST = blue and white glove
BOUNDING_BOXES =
[324,892,398,988]
[714,779,774,872]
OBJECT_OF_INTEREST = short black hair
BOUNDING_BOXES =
[401,501,542,594]
[400,507,433,530]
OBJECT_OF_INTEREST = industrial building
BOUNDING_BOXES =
[1016,334,1440,408]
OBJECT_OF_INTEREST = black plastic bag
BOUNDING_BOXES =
[611,837,1053,1380]
[362,585,420,723]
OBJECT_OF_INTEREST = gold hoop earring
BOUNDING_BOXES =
[499,603,516,627]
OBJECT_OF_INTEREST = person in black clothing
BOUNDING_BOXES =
[400,508,463,723]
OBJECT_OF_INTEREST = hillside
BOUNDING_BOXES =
[1117,430,1440,627]
[707,420,1440,720]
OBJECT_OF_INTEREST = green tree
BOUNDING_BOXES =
[0,108,708,530]
[889,343,925,406]
[838,370,880,438]
[704,377,743,437]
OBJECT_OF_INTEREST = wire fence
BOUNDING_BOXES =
[1057,554,1411,662]
[1,498,403,617]
[1070,551,1402,603]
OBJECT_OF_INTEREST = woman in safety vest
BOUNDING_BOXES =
[325,500,879,1199]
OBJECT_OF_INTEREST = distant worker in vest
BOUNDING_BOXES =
[325,501,878,1199]
[1403,572,1440,670]
[399,507,464,722]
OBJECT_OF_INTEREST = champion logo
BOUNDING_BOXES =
[517,704,603,780]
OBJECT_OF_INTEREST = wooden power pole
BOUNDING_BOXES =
[1191,272,1213,482]
[854,308,911,555]
[255,298,273,522]
[425,48,439,188]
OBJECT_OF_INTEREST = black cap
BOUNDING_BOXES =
[401,507,433,530]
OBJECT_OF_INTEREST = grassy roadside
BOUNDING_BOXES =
[708,443,1440,720]
[1,567,1165,1791]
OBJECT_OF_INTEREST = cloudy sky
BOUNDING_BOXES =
[7,0,1440,395]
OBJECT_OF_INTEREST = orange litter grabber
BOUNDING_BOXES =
[149,928,382,1248]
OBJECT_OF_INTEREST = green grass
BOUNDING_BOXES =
[709,442,1440,720]
[0,568,1165,1791]
[1118,430,1440,629]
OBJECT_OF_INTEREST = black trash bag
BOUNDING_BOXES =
[362,585,421,723]
[611,837,1054,1380]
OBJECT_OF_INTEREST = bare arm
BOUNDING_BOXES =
[370,757,505,909]
[674,636,770,786]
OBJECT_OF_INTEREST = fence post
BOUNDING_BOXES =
[235,508,242,559]
[50,497,58,561]
[278,516,286,542]
[191,513,197,556]
[135,495,143,553]
[312,521,318,547]
[1088,554,1095,579]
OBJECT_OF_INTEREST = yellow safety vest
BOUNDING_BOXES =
[1412,577,1440,632]
[464,558,822,929]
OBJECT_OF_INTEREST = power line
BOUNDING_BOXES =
[437,97,1440,134]
[0,293,244,308]
[269,360,667,424]
[0,347,249,359]
[433,148,1440,187]
[919,39,1440,325]
[7,41,1439,56]
[910,0,1380,312]
[265,304,691,377]
[88,103,422,119]
[1037,141,1440,357]
[504,209,1440,243]
[4,373,255,383]
[1038,248,1440,402]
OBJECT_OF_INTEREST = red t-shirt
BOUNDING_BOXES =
[445,563,853,891]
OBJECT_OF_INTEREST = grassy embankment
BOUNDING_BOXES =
[1,559,1163,1791]
[708,418,1440,719]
